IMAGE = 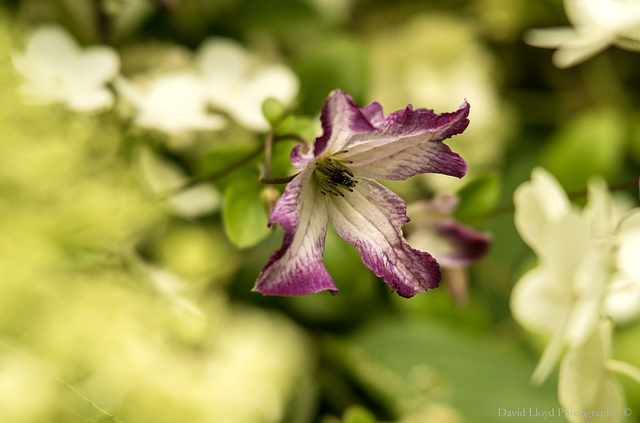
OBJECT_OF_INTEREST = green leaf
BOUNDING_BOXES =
[453,173,501,223]
[295,36,368,114]
[332,317,559,421]
[541,107,627,192]
[275,115,318,141]
[262,97,287,127]
[222,177,271,249]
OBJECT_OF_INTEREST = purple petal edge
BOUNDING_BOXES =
[431,220,491,268]
[253,171,338,296]
[313,90,377,157]
[328,180,441,298]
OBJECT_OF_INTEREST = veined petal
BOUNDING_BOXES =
[327,179,441,298]
[342,101,470,180]
[253,168,337,295]
[290,143,316,170]
[360,101,385,127]
[313,90,378,157]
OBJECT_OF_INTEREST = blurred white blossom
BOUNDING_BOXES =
[196,37,299,131]
[525,0,640,68]
[511,168,640,384]
[12,25,120,113]
[604,211,640,324]
[116,72,227,135]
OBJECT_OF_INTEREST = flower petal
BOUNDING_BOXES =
[342,101,469,180]
[253,168,337,295]
[313,90,378,158]
[558,319,625,422]
[327,179,440,298]
[513,167,573,256]
[419,219,491,268]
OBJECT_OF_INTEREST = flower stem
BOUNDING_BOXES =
[263,131,274,180]
[260,174,299,184]
[157,132,309,200]
[157,143,263,200]
[474,174,639,221]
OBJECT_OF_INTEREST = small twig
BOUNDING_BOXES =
[466,174,639,222]
[274,133,309,144]
[260,174,299,184]
[157,132,310,200]
[157,144,263,200]
[567,174,640,200]
[264,131,274,180]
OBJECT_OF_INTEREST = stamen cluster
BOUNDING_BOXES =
[314,150,357,197]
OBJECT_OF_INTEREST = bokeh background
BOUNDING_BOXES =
[1,0,640,422]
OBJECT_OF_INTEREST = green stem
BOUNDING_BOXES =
[158,133,310,200]
[157,143,263,200]
[274,133,309,144]
[470,175,639,221]
[263,131,274,180]
[260,174,299,184]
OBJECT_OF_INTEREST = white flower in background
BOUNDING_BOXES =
[512,168,609,384]
[558,319,625,423]
[583,178,640,324]
[12,25,120,113]
[138,146,220,219]
[604,211,640,324]
[196,37,299,131]
[525,0,640,68]
[115,72,227,135]
[511,168,640,385]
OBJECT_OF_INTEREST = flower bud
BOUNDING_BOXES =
[260,185,281,221]
[262,97,286,128]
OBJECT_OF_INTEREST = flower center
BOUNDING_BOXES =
[314,150,358,197]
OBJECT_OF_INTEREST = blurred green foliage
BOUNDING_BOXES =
[1,0,640,422]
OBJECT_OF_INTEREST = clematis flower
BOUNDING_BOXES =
[253,90,469,297]
[405,193,491,306]
[12,25,120,113]
[525,0,640,68]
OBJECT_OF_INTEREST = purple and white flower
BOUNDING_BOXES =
[405,193,491,269]
[253,90,470,297]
